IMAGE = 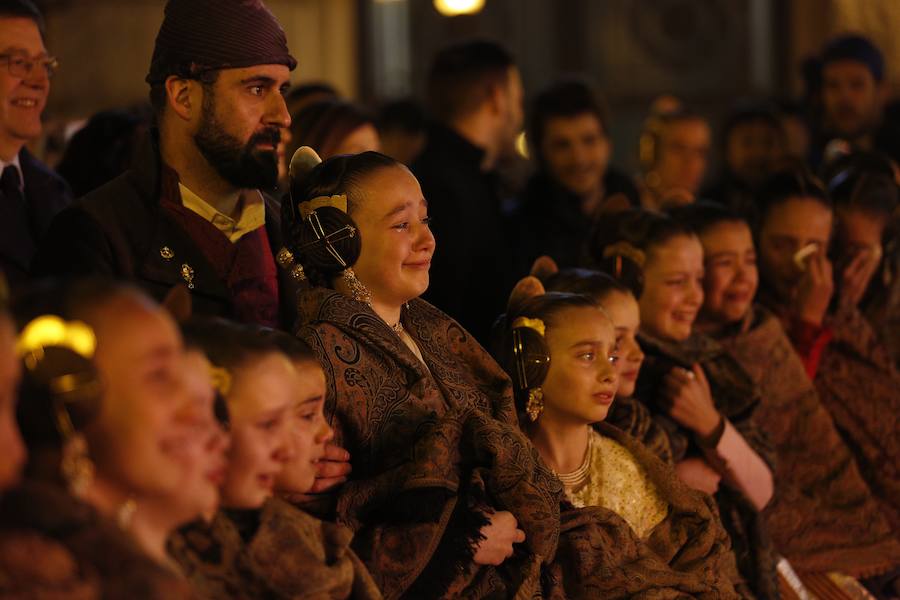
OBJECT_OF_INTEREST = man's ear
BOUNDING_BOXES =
[165,75,197,121]
[486,82,506,117]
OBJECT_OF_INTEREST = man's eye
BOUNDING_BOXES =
[392,222,409,230]
[249,86,264,96]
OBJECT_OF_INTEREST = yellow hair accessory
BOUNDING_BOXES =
[602,241,646,269]
[209,365,232,397]
[511,316,545,337]
[299,194,348,220]
[16,316,96,368]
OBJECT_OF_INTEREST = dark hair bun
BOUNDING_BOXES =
[294,206,362,275]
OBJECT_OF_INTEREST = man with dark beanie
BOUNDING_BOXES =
[32,0,297,329]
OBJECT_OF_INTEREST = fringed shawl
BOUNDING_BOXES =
[712,306,900,578]
[170,498,382,599]
[635,330,779,600]
[0,481,197,599]
[296,288,743,600]
[605,395,675,464]
[815,306,900,533]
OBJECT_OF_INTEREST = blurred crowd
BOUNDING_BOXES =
[1,0,900,598]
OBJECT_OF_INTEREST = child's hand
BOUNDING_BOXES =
[308,442,351,493]
[662,364,720,438]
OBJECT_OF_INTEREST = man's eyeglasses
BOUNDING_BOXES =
[0,53,59,79]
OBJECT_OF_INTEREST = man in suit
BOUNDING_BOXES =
[0,0,71,291]
[411,39,524,345]
[33,0,299,329]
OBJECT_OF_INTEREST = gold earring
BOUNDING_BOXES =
[60,433,95,498]
[342,268,371,305]
[117,498,137,530]
[526,388,544,422]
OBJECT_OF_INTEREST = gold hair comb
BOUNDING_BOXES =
[602,241,646,269]
[299,194,348,220]
[16,315,96,368]
[511,316,545,337]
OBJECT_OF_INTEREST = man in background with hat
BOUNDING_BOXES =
[0,0,71,292]
[33,0,352,499]
[33,0,296,330]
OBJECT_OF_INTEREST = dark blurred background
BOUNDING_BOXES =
[31,0,900,174]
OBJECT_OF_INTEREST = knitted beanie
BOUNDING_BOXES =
[146,0,297,84]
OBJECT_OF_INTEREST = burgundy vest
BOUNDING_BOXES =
[160,168,280,328]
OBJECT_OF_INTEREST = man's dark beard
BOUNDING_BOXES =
[194,92,280,191]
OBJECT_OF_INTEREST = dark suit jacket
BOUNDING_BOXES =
[411,124,517,345]
[32,135,299,330]
[0,148,72,290]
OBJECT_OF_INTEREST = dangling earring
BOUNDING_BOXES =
[117,498,137,530]
[526,388,544,422]
[60,433,95,497]
[342,268,372,305]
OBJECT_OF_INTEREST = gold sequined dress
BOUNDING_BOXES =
[562,429,669,539]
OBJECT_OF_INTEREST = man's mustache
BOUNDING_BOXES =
[249,128,282,148]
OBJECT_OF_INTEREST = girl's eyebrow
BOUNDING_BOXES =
[296,394,324,407]
[382,201,412,221]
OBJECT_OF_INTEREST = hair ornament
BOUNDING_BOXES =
[602,241,646,269]
[289,146,324,181]
[299,194,348,219]
[17,315,96,367]
[275,247,307,281]
[209,365,231,397]
[17,315,100,497]
[511,316,546,337]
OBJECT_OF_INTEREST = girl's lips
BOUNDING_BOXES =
[257,473,275,489]
[592,391,615,405]
[724,290,752,304]
[403,260,431,269]
[672,311,697,323]
[206,468,226,485]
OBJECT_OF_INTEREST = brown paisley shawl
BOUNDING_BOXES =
[170,497,382,599]
[0,480,197,600]
[0,530,98,600]
[634,330,779,600]
[813,306,900,533]
[862,246,900,370]
[296,288,743,600]
[710,306,900,578]
[605,395,675,464]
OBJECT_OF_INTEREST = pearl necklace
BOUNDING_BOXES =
[555,432,593,490]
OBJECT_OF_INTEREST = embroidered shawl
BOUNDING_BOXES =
[712,306,900,578]
[296,288,744,600]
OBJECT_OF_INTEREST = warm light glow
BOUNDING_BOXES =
[433,0,485,17]
[16,315,96,359]
[515,131,529,159]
